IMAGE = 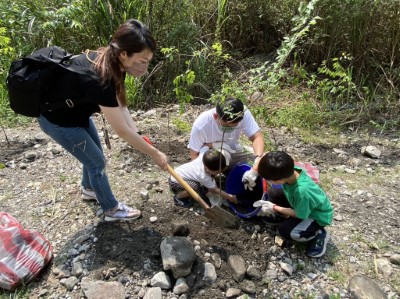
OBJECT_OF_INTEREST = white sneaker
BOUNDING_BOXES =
[81,187,97,201]
[104,203,141,222]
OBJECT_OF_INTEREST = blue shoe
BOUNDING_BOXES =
[173,195,193,208]
[307,229,330,258]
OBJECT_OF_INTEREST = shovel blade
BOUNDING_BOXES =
[204,206,240,229]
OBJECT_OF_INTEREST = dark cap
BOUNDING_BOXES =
[216,98,244,122]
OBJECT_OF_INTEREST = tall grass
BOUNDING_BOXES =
[0,0,398,129]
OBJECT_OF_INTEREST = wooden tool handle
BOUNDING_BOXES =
[167,164,210,210]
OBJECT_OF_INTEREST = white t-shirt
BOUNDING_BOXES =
[170,147,217,189]
[188,107,260,153]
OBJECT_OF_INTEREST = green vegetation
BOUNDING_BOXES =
[171,117,192,135]
[0,0,398,133]
[328,269,347,284]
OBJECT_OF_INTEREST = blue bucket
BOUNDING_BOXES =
[225,164,264,218]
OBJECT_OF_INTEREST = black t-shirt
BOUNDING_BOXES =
[41,52,119,127]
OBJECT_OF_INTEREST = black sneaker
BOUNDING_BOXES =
[173,195,193,208]
[306,228,330,258]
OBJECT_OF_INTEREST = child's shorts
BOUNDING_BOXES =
[168,177,205,195]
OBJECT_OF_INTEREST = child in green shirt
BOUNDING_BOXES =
[254,151,333,258]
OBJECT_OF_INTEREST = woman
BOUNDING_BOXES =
[38,19,168,221]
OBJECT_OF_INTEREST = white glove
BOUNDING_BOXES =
[253,200,276,217]
[212,142,236,153]
[208,194,222,207]
[242,168,258,190]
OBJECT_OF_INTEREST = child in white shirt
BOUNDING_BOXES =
[169,146,237,207]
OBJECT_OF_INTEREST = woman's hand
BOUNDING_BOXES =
[151,150,168,170]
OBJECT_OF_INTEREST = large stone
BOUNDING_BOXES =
[160,237,196,279]
[348,275,387,299]
[81,280,125,299]
[361,145,381,159]
[228,255,246,282]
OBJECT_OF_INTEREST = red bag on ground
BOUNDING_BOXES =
[0,212,53,290]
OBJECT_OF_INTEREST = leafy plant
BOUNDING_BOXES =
[250,0,321,90]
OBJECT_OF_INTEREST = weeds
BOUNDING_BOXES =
[0,0,398,130]
[327,270,346,284]
[171,117,192,134]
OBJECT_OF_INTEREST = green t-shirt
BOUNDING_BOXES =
[282,166,333,226]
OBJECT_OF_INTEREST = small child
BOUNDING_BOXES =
[254,151,333,258]
[169,146,237,207]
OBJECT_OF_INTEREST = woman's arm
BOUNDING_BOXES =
[100,105,167,169]
[120,106,139,132]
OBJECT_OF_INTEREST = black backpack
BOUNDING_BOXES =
[6,46,97,117]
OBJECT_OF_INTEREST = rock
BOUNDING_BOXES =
[389,254,400,265]
[334,214,344,221]
[228,255,246,282]
[348,275,387,299]
[60,276,78,291]
[24,151,37,160]
[202,262,217,284]
[171,221,190,236]
[376,258,393,277]
[274,236,284,247]
[246,265,262,280]
[226,288,241,298]
[144,287,162,299]
[71,262,83,277]
[211,253,222,269]
[348,157,361,167]
[74,233,90,244]
[173,277,190,295]
[150,271,171,289]
[361,145,381,159]
[160,237,196,279]
[81,280,125,299]
[150,216,158,222]
[263,269,278,280]
[279,261,294,276]
[240,279,256,294]
[140,190,150,200]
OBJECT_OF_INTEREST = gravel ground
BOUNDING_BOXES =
[0,105,399,299]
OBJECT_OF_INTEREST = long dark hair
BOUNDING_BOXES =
[93,19,156,106]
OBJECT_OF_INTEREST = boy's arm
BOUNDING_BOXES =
[273,205,296,218]
[208,188,237,204]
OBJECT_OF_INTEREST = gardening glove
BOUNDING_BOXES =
[208,193,222,207]
[212,142,236,153]
[242,168,258,191]
[253,200,276,217]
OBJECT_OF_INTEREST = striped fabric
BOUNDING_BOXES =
[0,212,53,291]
